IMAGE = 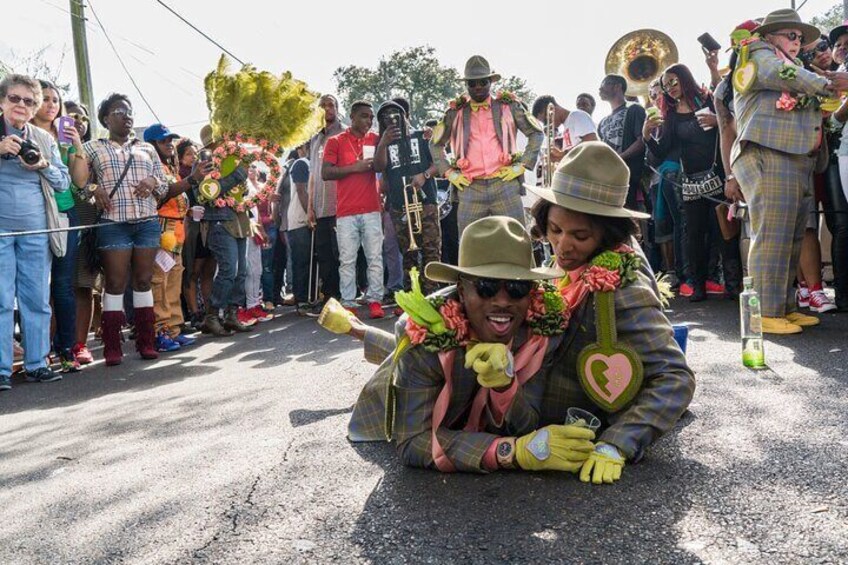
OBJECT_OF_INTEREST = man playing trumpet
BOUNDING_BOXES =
[374,99,442,295]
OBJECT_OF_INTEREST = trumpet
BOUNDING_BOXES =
[542,102,556,188]
[402,178,423,252]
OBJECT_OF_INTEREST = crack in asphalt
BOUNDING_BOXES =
[191,438,296,560]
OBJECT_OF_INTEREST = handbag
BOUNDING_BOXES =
[680,123,724,202]
[27,127,68,257]
[80,151,135,273]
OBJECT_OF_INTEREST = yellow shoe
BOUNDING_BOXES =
[785,312,820,327]
[761,317,803,335]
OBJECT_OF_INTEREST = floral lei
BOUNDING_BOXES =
[202,133,283,212]
[397,268,568,353]
[580,248,641,291]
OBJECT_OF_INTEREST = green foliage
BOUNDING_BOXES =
[333,46,534,127]
[204,55,321,147]
[810,3,844,33]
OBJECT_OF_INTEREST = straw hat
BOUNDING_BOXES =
[526,141,650,219]
[424,216,562,283]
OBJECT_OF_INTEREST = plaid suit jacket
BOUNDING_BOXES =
[348,316,563,473]
[430,99,543,176]
[731,40,831,164]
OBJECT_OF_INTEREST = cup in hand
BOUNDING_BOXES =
[565,407,601,432]
[191,205,205,222]
[362,145,375,160]
[695,107,715,131]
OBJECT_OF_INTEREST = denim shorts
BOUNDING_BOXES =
[97,218,160,250]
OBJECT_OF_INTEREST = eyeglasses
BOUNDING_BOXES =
[461,277,535,300]
[5,94,37,108]
[811,39,830,53]
[772,31,804,42]
[109,108,133,119]
[466,79,490,88]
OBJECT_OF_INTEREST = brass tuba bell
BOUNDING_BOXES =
[605,29,678,100]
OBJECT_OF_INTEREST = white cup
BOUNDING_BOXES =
[191,205,205,221]
[362,145,375,160]
[695,107,715,131]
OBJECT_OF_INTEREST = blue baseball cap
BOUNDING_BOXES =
[143,123,180,142]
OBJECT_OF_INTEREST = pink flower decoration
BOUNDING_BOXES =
[405,318,428,345]
[214,198,225,207]
[210,171,221,180]
[582,265,621,292]
[439,299,469,342]
[776,92,797,111]
[525,288,546,321]
[259,139,268,148]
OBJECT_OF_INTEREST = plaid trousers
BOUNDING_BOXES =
[734,143,814,317]
[457,178,525,235]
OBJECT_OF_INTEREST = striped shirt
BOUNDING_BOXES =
[83,138,168,223]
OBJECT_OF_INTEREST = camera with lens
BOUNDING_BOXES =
[1,136,41,165]
[17,139,42,166]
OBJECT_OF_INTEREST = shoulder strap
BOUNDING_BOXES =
[109,144,135,200]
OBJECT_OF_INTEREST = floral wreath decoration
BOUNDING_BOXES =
[197,134,283,212]
[396,267,569,353]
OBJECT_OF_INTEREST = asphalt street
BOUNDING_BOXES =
[1,296,846,564]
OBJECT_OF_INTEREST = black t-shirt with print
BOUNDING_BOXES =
[384,130,437,210]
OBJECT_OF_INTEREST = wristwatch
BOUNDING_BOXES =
[86,183,98,194]
[423,170,432,180]
[496,438,517,469]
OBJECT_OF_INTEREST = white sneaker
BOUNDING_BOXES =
[809,289,837,313]
[796,285,811,308]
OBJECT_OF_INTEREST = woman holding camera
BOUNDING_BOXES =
[0,75,70,390]
[31,81,90,372]
[643,64,742,302]
[82,94,169,366]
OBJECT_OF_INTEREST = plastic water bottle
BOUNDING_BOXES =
[739,276,765,369]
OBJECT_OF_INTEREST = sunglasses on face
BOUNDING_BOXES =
[662,77,680,90]
[773,31,803,42]
[109,108,133,119]
[462,277,535,300]
[5,94,37,108]
[466,79,490,88]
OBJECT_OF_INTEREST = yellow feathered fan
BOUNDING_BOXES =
[204,55,321,147]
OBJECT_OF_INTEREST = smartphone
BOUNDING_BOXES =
[198,149,212,162]
[698,33,721,52]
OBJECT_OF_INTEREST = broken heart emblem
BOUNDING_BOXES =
[732,61,757,94]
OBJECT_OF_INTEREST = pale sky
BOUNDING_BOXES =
[2,0,837,143]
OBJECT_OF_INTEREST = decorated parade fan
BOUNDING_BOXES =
[201,55,322,211]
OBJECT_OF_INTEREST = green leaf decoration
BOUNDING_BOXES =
[204,55,322,148]
[394,267,447,335]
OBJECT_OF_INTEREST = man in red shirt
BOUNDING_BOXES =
[322,101,385,319]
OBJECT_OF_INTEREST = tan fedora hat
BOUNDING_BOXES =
[462,55,501,82]
[754,8,820,45]
[424,216,562,283]
[525,141,650,219]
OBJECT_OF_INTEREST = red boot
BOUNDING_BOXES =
[134,307,159,360]
[101,311,126,366]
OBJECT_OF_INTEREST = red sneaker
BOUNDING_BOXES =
[249,305,273,322]
[679,283,694,298]
[237,308,258,327]
[72,342,94,365]
[705,280,726,295]
[368,301,385,319]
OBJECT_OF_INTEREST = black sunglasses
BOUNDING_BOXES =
[466,79,490,88]
[462,277,535,300]
[772,31,804,42]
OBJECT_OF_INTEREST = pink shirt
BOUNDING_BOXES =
[464,101,505,180]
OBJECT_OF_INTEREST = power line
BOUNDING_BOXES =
[86,0,161,122]
[153,0,245,65]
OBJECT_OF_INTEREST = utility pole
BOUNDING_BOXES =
[70,0,95,116]
[844,0,848,21]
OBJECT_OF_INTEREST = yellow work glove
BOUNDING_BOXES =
[446,169,471,191]
[497,163,526,182]
[580,443,625,484]
[515,425,596,472]
[464,342,514,389]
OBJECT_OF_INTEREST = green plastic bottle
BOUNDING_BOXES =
[739,277,765,369]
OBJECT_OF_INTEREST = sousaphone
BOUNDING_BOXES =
[605,29,678,100]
